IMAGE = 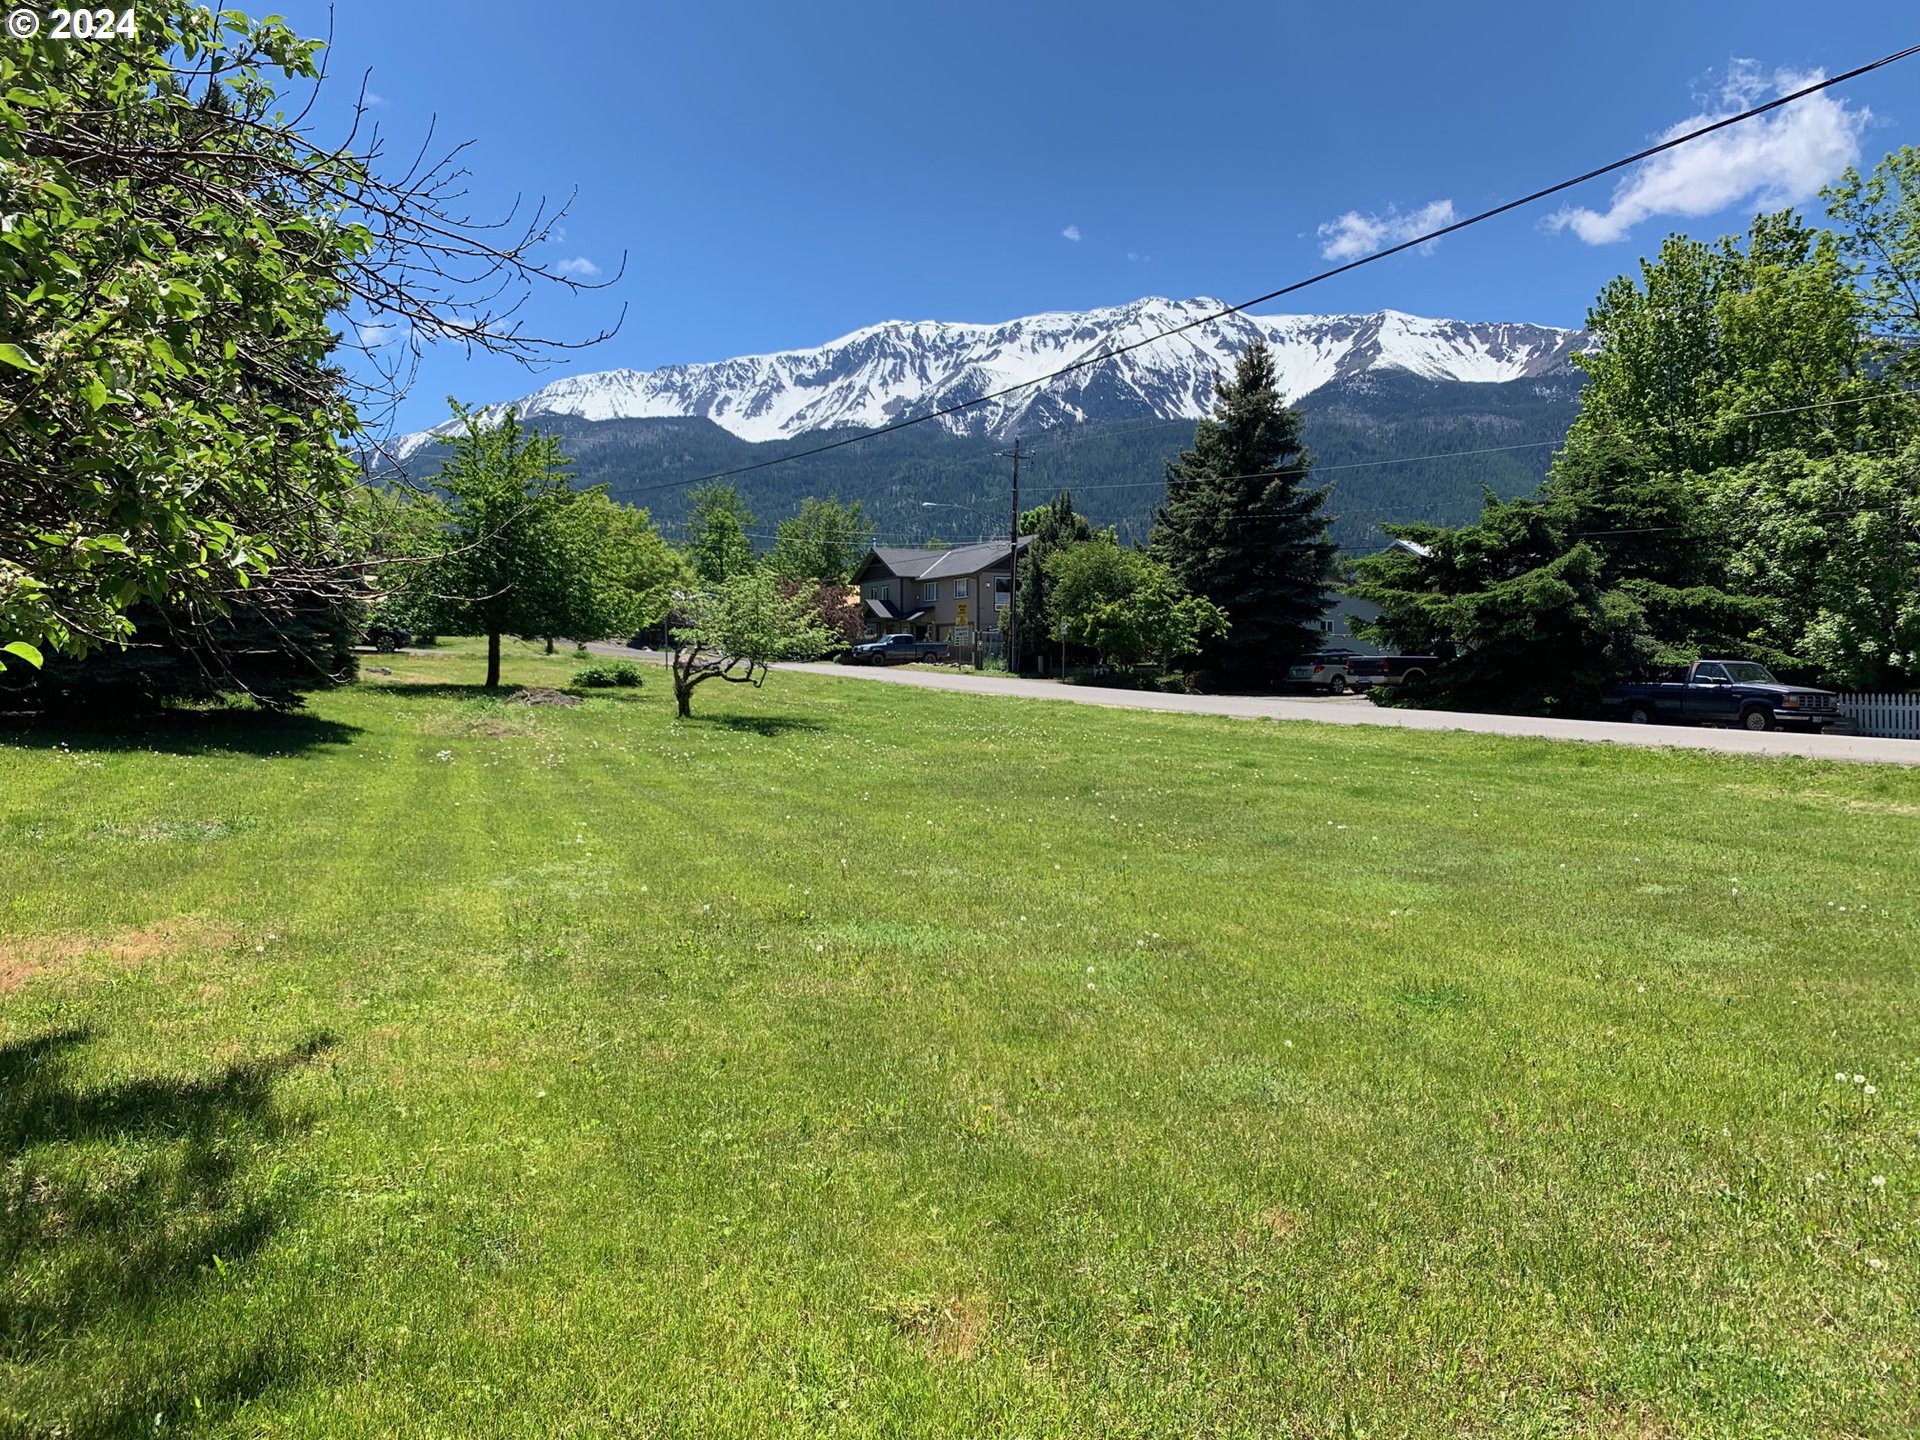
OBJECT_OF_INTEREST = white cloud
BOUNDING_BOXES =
[364,90,388,108]
[1060,224,1082,242]
[358,321,403,348]
[1316,199,1457,261]
[1548,61,1868,245]
[555,255,601,277]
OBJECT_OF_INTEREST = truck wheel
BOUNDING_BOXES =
[1329,675,1347,695]
[1628,703,1654,725]
[1740,707,1774,732]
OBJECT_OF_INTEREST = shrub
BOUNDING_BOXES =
[572,661,644,689]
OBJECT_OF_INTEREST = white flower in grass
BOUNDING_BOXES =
[1836,1072,1849,1082]
[1854,1074,1866,1085]
[1871,1175,1886,1188]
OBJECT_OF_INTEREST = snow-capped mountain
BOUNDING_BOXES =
[391,297,1582,460]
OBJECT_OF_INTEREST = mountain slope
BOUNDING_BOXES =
[390,297,1582,458]
[449,368,1585,556]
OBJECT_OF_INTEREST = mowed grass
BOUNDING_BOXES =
[1,638,1914,1439]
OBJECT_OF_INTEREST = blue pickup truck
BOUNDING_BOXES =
[843,633,949,665]
[1600,660,1840,733]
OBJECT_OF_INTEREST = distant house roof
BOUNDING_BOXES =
[855,537,1034,585]
[862,597,930,622]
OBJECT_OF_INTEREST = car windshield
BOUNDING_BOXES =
[1720,662,1778,684]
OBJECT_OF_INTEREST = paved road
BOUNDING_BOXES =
[586,644,1920,767]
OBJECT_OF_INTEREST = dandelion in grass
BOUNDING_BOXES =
[1871,1175,1886,1188]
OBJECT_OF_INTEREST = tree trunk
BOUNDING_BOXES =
[675,680,692,718]
[544,637,555,654]
[486,630,501,689]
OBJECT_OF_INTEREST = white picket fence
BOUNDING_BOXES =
[1837,693,1920,739]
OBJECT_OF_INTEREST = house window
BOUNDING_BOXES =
[955,579,970,599]
[993,575,1011,606]
[865,581,891,603]
[922,582,939,603]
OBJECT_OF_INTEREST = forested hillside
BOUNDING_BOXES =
[393,369,1584,554]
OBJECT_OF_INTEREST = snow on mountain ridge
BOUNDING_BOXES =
[391,297,1582,461]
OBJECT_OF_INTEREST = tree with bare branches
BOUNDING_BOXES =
[0,6,621,692]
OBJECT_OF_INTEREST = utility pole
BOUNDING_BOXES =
[1006,437,1023,675]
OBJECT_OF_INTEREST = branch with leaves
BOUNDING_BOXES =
[667,569,833,718]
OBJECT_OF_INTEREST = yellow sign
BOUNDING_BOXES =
[956,601,969,624]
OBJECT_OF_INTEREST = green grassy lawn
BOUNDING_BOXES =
[2,638,1914,1438]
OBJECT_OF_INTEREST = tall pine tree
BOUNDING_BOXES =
[1149,341,1335,689]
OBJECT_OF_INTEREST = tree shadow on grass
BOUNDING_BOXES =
[700,713,827,737]
[0,707,361,759]
[0,1028,334,1436]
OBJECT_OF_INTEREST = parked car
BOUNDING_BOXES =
[1600,660,1839,732]
[363,624,412,653]
[1347,654,1437,690]
[1286,649,1361,693]
[843,633,950,665]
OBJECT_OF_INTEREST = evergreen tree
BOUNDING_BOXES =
[686,483,756,582]
[1149,341,1335,689]
[1014,491,1093,670]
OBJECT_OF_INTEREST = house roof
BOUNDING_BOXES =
[857,537,1034,584]
[919,537,1032,580]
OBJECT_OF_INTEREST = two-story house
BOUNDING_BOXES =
[851,538,1034,644]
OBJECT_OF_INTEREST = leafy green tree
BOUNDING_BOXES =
[1150,341,1336,689]
[1014,491,1093,670]
[1046,535,1226,671]
[686,484,756,582]
[0,13,364,672]
[1571,214,1884,474]
[415,408,629,688]
[770,497,869,584]
[668,569,831,718]
[0,8,606,676]
[566,492,686,643]
[1825,146,1920,385]
[1707,437,1920,689]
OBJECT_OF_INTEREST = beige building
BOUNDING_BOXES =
[851,538,1034,643]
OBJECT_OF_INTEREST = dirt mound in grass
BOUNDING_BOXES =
[507,687,582,708]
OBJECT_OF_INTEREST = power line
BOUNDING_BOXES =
[626,42,1920,497]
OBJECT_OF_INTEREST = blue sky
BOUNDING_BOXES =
[278,1,1920,434]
